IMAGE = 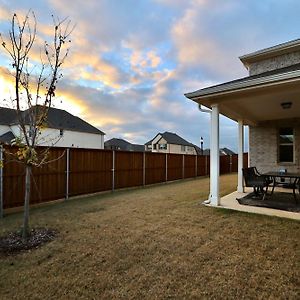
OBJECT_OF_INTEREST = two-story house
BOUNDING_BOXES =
[145,132,199,155]
[0,106,105,149]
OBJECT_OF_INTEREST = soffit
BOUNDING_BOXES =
[194,80,300,126]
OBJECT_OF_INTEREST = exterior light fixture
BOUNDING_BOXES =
[281,102,292,109]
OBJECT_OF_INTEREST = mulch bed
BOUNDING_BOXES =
[0,228,57,256]
[237,192,300,212]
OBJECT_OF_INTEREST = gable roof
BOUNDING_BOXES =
[0,106,105,135]
[105,138,131,149]
[146,131,195,147]
[104,138,145,152]
[160,132,192,146]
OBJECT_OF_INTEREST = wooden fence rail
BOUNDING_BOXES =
[0,146,248,210]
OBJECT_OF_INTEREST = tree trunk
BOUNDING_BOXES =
[22,165,31,240]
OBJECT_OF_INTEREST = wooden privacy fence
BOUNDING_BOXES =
[0,145,248,210]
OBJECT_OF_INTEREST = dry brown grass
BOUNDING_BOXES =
[0,174,299,299]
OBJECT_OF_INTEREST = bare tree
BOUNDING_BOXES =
[0,11,73,239]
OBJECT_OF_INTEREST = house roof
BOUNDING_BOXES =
[104,138,145,152]
[193,144,202,155]
[146,132,194,147]
[0,107,18,125]
[185,40,300,125]
[240,39,300,67]
[0,131,15,144]
[185,63,300,100]
[202,148,236,156]
[1,106,105,135]
[131,144,145,152]
[105,138,131,148]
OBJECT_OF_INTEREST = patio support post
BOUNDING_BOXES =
[0,145,3,218]
[237,120,244,193]
[210,104,220,205]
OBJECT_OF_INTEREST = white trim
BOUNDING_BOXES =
[209,104,220,206]
[237,120,244,193]
[239,39,300,65]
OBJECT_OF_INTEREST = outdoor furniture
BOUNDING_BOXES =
[242,167,270,200]
[262,171,300,203]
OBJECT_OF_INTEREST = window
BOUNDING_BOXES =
[181,145,186,152]
[153,144,157,150]
[159,144,167,150]
[278,128,294,163]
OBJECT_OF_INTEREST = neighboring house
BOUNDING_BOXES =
[185,38,300,206]
[0,106,105,149]
[0,107,18,141]
[104,138,144,152]
[145,132,199,155]
[202,148,236,156]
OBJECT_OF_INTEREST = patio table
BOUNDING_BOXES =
[263,171,300,203]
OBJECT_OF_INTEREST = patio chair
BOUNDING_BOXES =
[242,167,270,200]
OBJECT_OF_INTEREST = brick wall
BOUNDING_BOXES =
[249,119,300,173]
[248,51,300,76]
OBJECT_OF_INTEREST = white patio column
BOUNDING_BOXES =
[237,120,244,193]
[210,104,220,206]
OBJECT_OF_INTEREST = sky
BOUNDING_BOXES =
[0,0,300,152]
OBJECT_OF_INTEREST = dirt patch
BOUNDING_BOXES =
[0,228,57,255]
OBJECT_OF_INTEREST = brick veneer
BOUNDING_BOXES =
[249,119,300,173]
[248,51,300,76]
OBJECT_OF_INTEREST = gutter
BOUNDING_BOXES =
[185,70,300,100]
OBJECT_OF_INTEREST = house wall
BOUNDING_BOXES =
[248,51,300,76]
[10,125,104,149]
[249,119,300,173]
[169,144,196,155]
[152,138,197,155]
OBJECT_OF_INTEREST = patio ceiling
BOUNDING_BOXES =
[186,74,300,126]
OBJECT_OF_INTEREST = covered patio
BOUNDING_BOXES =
[185,39,300,219]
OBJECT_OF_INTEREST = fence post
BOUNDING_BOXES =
[65,148,70,200]
[229,155,232,173]
[112,150,115,191]
[0,145,3,218]
[182,154,185,179]
[143,152,146,186]
[195,155,198,177]
[165,153,168,182]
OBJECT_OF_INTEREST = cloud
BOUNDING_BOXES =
[2,0,300,152]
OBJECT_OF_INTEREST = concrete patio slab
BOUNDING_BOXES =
[206,188,300,220]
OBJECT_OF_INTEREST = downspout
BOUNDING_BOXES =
[198,104,212,204]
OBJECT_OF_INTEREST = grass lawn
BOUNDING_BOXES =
[0,173,299,299]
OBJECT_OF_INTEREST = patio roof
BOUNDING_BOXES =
[185,65,300,126]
